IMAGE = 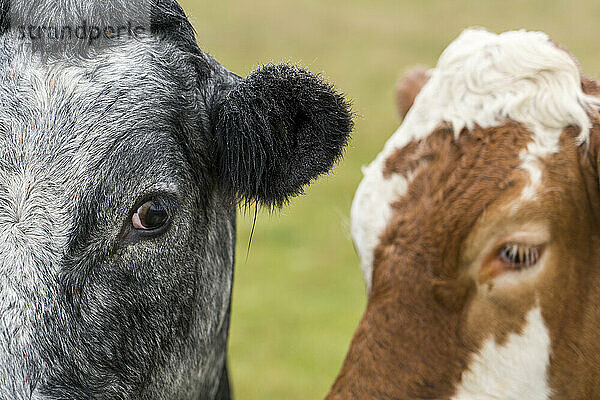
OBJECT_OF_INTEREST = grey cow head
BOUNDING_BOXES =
[0,1,352,398]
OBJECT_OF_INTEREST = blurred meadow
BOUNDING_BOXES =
[179,1,600,398]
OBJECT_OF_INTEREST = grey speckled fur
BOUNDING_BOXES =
[0,0,353,399]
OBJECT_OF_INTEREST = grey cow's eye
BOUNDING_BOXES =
[132,200,169,231]
[121,195,176,244]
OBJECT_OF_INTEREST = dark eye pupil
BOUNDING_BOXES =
[139,201,168,229]
[502,247,519,264]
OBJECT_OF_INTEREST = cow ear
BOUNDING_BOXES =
[396,66,429,120]
[211,64,353,208]
[582,76,600,176]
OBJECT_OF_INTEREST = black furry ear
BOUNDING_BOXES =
[212,64,353,208]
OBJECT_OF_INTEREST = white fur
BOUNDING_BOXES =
[352,28,600,291]
[451,307,552,400]
[0,165,69,396]
[351,171,414,291]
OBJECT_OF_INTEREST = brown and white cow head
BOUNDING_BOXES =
[328,29,600,399]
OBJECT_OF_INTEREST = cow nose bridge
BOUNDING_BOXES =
[0,171,65,376]
[0,170,69,262]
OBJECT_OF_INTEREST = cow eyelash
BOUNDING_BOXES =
[499,243,541,268]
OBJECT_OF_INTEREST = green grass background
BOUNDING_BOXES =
[179,1,600,398]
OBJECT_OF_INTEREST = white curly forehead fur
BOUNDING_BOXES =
[352,28,600,291]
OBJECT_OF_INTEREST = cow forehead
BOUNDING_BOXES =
[0,35,194,186]
[0,35,180,137]
[352,28,599,291]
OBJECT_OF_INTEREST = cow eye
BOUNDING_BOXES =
[132,200,169,231]
[499,243,541,269]
[478,231,548,283]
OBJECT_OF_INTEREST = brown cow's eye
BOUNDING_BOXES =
[132,200,169,231]
[479,238,547,283]
[499,243,541,269]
